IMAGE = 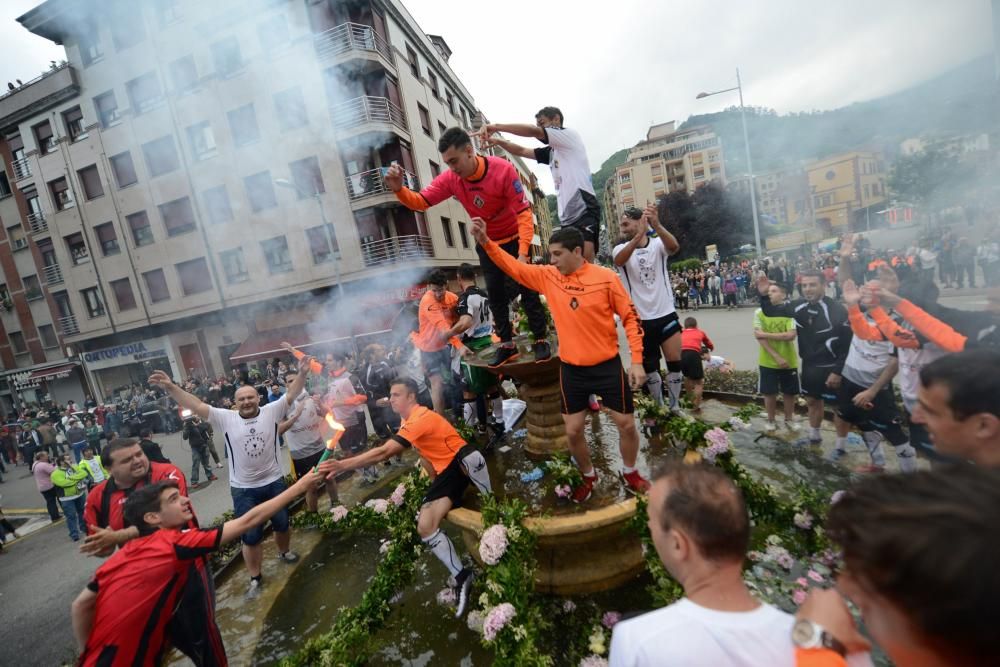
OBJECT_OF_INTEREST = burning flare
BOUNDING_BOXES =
[312,414,347,472]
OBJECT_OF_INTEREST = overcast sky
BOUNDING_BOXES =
[0,0,994,192]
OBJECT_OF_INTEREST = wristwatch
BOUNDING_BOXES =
[792,619,847,657]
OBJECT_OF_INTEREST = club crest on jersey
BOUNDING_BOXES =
[513,179,523,194]
[569,297,579,310]
[473,195,485,208]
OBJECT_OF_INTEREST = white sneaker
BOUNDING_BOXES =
[277,551,299,563]
[215,463,224,469]
[246,579,262,600]
[763,421,777,433]
[784,421,801,433]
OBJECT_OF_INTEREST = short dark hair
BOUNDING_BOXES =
[549,227,584,252]
[652,461,749,562]
[919,348,1000,420]
[535,106,563,125]
[123,480,179,535]
[101,437,141,467]
[684,317,698,328]
[457,263,476,281]
[139,428,152,439]
[437,127,472,153]
[826,465,1000,663]
[426,270,448,287]
[798,269,825,283]
[390,376,420,397]
[82,446,94,455]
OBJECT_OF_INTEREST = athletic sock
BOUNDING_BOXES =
[646,371,664,405]
[463,401,477,425]
[862,431,887,467]
[422,529,463,577]
[809,427,821,440]
[666,361,683,407]
[894,442,918,473]
[621,465,636,475]
[475,395,488,426]
[834,436,848,452]
[460,449,493,495]
[580,468,596,479]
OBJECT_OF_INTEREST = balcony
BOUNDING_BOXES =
[12,157,31,181]
[330,96,407,137]
[27,212,47,235]
[361,234,433,267]
[43,264,63,286]
[59,315,79,336]
[314,23,395,70]
[346,167,417,203]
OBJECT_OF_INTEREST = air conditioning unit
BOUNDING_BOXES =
[12,238,28,250]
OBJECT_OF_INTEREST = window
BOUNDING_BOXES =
[110,278,137,311]
[274,87,307,131]
[0,172,12,199]
[227,104,260,146]
[127,211,154,246]
[109,151,138,188]
[709,166,720,177]
[77,165,104,200]
[693,168,705,179]
[94,222,119,256]
[446,90,455,116]
[93,91,121,128]
[142,135,180,177]
[441,217,454,247]
[418,104,431,136]
[257,14,290,53]
[437,121,447,138]
[154,0,181,25]
[176,258,213,296]
[289,156,325,197]
[429,160,440,178]
[63,106,87,142]
[33,121,56,154]
[202,186,233,224]
[38,324,58,349]
[65,232,90,265]
[863,184,870,199]
[406,44,419,78]
[49,177,75,210]
[186,121,217,160]
[460,107,469,130]
[158,197,197,237]
[142,269,170,303]
[211,37,243,77]
[244,171,277,212]
[79,22,103,66]
[306,224,340,265]
[219,248,249,283]
[126,72,164,114]
[110,5,146,51]
[427,70,439,99]
[457,221,468,248]
[81,287,105,318]
[261,236,292,274]
[7,225,27,251]
[9,332,27,355]
[169,55,198,94]
[23,275,42,300]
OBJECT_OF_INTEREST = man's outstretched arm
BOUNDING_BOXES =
[486,136,537,160]
[148,371,209,420]
[470,218,547,294]
[483,123,546,141]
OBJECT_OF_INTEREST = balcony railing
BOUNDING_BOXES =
[331,96,406,132]
[12,157,31,180]
[346,167,417,201]
[43,264,63,286]
[314,23,394,65]
[59,314,79,336]
[361,234,433,267]
[27,211,47,234]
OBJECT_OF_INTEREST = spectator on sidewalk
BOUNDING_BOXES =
[77,447,108,490]
[31,452,61,522]
[51,454,89,541]
[138,428,170,464]
[67,420,87,464]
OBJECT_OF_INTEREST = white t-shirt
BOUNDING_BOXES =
[81,457,106,484]
[325,373,360,426]
[534,126,596,225]
[613,236,676,320]
[209,399,289,489]
[842,321,894,389]
[283,391,327,460]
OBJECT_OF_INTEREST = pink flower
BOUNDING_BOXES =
[830,490,846,505]
[554,484,572,498]
[329,505,349,522]
[436,588,457,606]
[747,550,764,562]
[601,611,622,629]
[796,577,808,587]
[777,553,795,569]
[562,600,577,613]
[702,428,731,463]
[792,589,808,605]
[579,657,609,667]
[390,483,406,506]
[479,524,509,565]
[807,569,825,583]
[482,602,516,641]
[793,512,814,530]
[365,498,389,514]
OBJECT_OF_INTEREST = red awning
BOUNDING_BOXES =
[28,363,78,381]
[229,306,405,364]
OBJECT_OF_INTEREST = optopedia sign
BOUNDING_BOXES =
[83,338,170,370]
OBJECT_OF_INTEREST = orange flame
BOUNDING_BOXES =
[325,413,347,450]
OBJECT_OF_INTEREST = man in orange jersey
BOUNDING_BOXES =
[411,270,459,415]
[470,221,649,501]
[323,377,491,619]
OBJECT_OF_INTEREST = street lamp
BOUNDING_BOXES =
[274,178,344,299]
[696,68,763,259]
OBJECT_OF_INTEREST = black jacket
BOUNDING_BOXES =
[760,295,852,372]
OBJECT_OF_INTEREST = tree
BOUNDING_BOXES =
[659,183,754,261]
[888,148,971,213]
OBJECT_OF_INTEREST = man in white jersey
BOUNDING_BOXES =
[613,204,684,410]
[148,351,314,599]
[478,106,601,261]
[278,369,339,512]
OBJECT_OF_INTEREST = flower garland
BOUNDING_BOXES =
[281,473,429,666]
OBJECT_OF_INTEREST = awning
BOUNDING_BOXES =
[28,363,78,381]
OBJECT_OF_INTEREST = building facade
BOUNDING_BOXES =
[790,151,888,234]
[0,0,544,409]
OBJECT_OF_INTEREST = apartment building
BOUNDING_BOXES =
[788,151,888,234]
[603,121,726,243]
[0,0,545,408]
[728,166,801,227]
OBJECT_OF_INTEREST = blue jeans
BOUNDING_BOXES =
[59,494,86,540]
[71,441,87,463]
[230,479,289,546]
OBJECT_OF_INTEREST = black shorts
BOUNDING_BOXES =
[291,447,325,478]
[836,377,900,430]
[559,356,634,415]
[758,366,800,396]
[641,312,682,373]
[565,207,601,248]
[341,421,368,454]
[420,348,452,378]
[680,349,704,380]
[800,364,838,402]
[423,443,477,508]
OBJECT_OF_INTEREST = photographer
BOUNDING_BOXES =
[182,416,217,486]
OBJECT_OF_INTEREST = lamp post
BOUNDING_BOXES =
[696,68,762,258]
[274,178,344,299]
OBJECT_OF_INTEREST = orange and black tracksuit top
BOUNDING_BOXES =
[479,239,644,366]
[849,300,997,352]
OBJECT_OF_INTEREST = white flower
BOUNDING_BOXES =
[562,600,577,613]
[379,539,392,554]
[728,416,750,431]
[390,483,406,506]
[580,657,609,667]
[364,498,390,514]
[436,588,456,606]
[329,505,349,521]
[793,511,814,530]
[478,524,509,565]
[467,609,485,634]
